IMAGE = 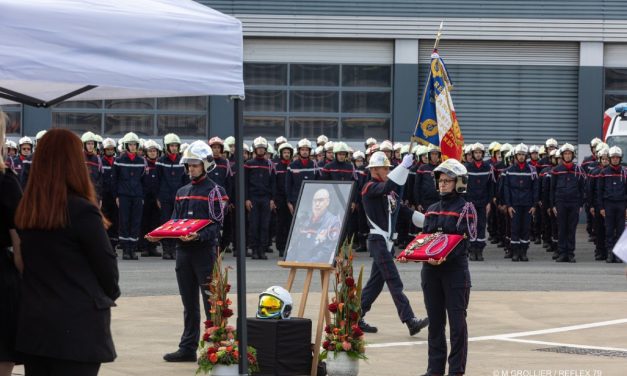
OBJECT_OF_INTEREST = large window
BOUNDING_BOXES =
[52,96,208,137]
[243,63,392,140]
[605,68,627,109]
[1,104,22,135]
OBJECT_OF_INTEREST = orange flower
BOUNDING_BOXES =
[338,303,344,312]
[209,353,218,363]
[216,300,224,306]
[226,346,233,352]
[333,328,340,335]
[226,298,232,305]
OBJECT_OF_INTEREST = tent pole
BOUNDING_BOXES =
[233,97,249,376]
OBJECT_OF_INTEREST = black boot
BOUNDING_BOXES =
[504,248,512,259]
[468,248,477,261]
[259,248,268,260]
[163,349,197,362]
[252,248,260,260]
[129,249,139,260]
[406,317,429,336]
[122,249,131,260]
[520,247,529,262]
[358,319,378,333]
[476,248,484,261]
[555,254,569,262]
[511,246,520,262]
[606,253,616,263]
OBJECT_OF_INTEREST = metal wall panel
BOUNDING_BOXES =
[200,1,627,20]
[605,44,627,67]
[244,39,393,64]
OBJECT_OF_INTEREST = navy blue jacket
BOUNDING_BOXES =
[287,158,318,204]
[361,177,413,241]
[539,166,554,208]
[172,174,228,249]
[142,158,160,200]
[464,160,496,206]
[586,165,604,209]
[580,155,598,175]
[209,157,233,198]
[413,163,439,209]
[101,155,116,197]
[244,157,276,201]
[550,163,586,207]
[422,194,473,271]
[157,154,189,202]
[14,155,31,188]
[503,162,539,207]
[84,151,103,199]
[113,152,146,198]
[320,160,356,182]
[597,165,627,209]
[273,158,291,202]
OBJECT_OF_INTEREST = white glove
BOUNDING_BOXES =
[401,154,414,169]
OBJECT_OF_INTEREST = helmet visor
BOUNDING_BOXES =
[257,294,283,318]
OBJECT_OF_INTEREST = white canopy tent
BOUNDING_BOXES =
[0,0,244,106]
[0,0,251,373]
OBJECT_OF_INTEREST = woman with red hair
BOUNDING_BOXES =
[14,128,119,376]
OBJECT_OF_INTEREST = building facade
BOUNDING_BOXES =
[4,0,627,153]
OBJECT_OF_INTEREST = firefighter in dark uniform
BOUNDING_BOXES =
[598,146,627,263]
[245,137,276,260]
[503,144,539,262]
[588,146,609,261]
[208,137,233,253]
[464,142,495,261]
[157,133,189,260]
[287,138,318,215]
[582,137,603,242]
[550,143,586,263]
[273,142,293,257]
[81,131,104,200]
[101,138,119,251]
[358,151,429,336]
[139,140,162,257]
[494,143,513,256]
[352,150,369,252]
[113,132,146,260]
[18,131,47,188]
[408,158,474,376]
[414,144,441,214]
[12,136,33,187]
[539,149,559,258]
[487,142,501,244]
[528,145,543,244]
[221,136,237,254]
[148,141,228,362]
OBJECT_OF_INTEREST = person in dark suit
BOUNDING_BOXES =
[14,129,120,376]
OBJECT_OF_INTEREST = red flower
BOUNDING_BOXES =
[225,284,231,293]
[349,311,359,321]
[203,332,210,341]
[324,325,331,333]
[209,353,218,364]
[222,308,233,318]
[345,277,355,287]
[328,302,338,313]
[352,326,364,338]
[323,340,330,349]
[204,319,213,328]
[207,347,217,354]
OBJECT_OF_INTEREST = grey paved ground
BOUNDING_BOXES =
[120,225,627,296]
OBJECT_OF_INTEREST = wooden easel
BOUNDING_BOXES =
[278,261,334,376]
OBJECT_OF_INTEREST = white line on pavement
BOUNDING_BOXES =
[495,337,627,352]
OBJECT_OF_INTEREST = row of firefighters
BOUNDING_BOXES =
[4,132,625,263]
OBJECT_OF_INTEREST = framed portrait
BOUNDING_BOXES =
[283,180,354,266]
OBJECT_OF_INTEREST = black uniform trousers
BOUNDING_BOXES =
[361,238,414,323]
[24,355,100,376]
[593,208,606,257]
[541,205,552,245]
[585,203,594,237]
[275,199,292,253]
[249,197,271,251]
[531,202,542,241]
[101,192,119,248]
[421,267,470,375]
[220,208,234,251]
[469,204,487,251]
[487,201,498,240]
[118,196,143,252]
[550,211,559,251]
[511,206,532,250]
[557,203,579,257]
[176,245,215,352]
[139,198,160,252]
[604,201,626,253]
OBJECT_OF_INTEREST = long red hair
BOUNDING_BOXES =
[15,128,106,230]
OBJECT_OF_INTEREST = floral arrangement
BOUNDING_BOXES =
[321,240,367,361]
[197,255,259,374]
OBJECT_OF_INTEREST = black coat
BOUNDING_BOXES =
[17,195,120,363]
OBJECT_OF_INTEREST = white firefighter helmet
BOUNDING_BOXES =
[253,137,268,150]
[353,150,365,160]
[433,159,468,194]
[275,136,288,145]
[102,138,116,149]
[590,137,602,148]
[35,130,47,142]
[333,141,350,154]
[122,132,140,148]
[415,145,428,157]
[267,143,275,156]
[560,143,576,155]
[138,138,146,150]
[297,138,312,150]
[180,140,215,172]
[529,145,540,154]
[5,140,17,150]
[366,151,391,168]
[208,136,224,148]
[549,149,559,158]
[400,144,410,155]
[365,137,377,148]
[315,145,324,155]
[243,143,251,153]
[500,143,513,155]
[472,143,486,153]
[539,145,546,155]
[144,139,162,152]
[514,143,529,155]
[426,143,441,154]
[545,138,558,148]
[379,140,394,152]
[366,144,379,155]
[609,146,623,158]
[278,142,294,155]
[596,142,608,153]
[324,141,335,152]
[81,131,98,144]
[224,136,235,148]
[256,286,293,320]
[180,143,190,153]
[597,147,610,158]
[393,142,403,152]
[554,149,561,159]
[463,144,472,155]
[94,134,103,143]
[488,141,501,153]
[18,136,33,146]
[317,134,329,145]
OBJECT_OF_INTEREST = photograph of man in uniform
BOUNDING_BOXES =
[285,185,348,264]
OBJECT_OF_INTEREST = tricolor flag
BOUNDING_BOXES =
[413,50,464,161]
